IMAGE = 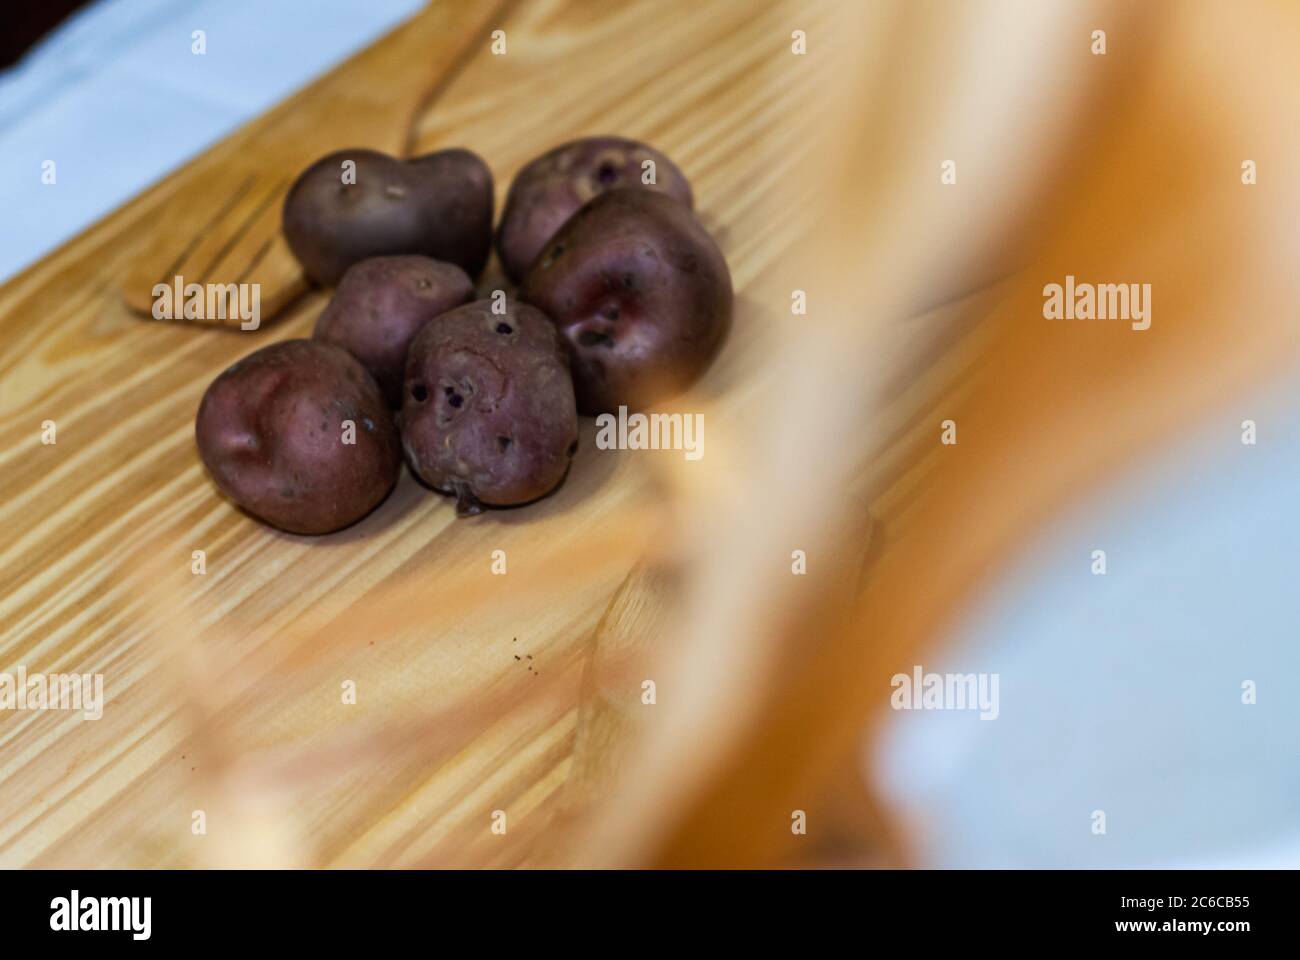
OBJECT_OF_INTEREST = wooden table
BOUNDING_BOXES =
[0,0,833,867]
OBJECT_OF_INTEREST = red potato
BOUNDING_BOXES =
[196,339,400,534]
[314,255,474,407]
[520,188,732,415]
[495,136,693,283]
[399,300,578,515]
[283,147,493,286]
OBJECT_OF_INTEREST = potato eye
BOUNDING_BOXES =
[444,386,464,408]
[595,162,620,186]
[411,383,429,402]
[578,329,615,348]
[496,322,513,335]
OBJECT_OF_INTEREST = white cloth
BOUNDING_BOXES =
[876,376,1300,867]
[0,0,424,281]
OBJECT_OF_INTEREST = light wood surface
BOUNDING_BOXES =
[0,0,838,867]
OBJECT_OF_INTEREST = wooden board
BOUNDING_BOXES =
[0,0,838,867]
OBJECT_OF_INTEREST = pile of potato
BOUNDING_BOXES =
[195,137,732,533]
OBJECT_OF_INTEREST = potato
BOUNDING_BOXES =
[520,189,732,414]
[495,136,693,283]
[283,147,492,286]
[399,299,578,515]
[314,255,474,407]
[196,339,400,534]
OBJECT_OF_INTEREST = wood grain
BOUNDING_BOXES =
[0,0,840,867]
[118,1,512,323]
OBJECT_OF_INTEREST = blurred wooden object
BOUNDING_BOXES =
[581,0,1300,868]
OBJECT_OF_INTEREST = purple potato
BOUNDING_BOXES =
[399,299,578,515]
[196,339,400,534]
[495,136,693,283]
[283,147,492,286]
[314,255,474,406]
[520,189,731,415]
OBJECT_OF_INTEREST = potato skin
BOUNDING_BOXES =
[196,339,400,535]
[399,300,578,514]
[283,148,493,286]
[520,189,732,415]
[314,255,474,407]
[496,136,693,283]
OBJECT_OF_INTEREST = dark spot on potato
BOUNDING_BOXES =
[601,304,619,321]
[621,273,636,290]
[497,435,512,453]
[411,383,429,402]
[596,162,620,186]
[495,322,513,335]
[578,329,615,348]
[567,440,578,456]
[444,387,464,408]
